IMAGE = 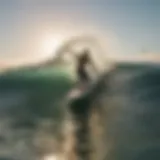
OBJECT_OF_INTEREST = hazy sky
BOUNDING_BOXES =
[0,0,159,66]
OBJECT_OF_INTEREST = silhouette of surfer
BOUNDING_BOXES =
[76,49,97,91]
[68,49,97,98]
[77,50,90,82]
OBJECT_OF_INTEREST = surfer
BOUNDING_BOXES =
[77,49,90,83]
[67,49,97,99]
[76,49,97,91]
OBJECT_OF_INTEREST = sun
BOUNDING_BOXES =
[41,34,64,59]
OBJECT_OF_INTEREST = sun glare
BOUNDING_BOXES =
[43,154,59,160]
[41,34,64,59]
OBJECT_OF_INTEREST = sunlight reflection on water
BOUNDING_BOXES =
[43,154,59,160]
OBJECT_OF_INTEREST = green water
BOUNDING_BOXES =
[0,66,75,159]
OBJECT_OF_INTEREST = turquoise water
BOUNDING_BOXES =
[0,66,74,160]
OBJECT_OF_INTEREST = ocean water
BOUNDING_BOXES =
[79,62,160,160]
[0,63,160,160]
[0,66,74,160]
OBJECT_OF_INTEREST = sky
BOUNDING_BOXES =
[0,0,159,67]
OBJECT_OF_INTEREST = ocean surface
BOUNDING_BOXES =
[0,66,74,160]
[0,63,160,160]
